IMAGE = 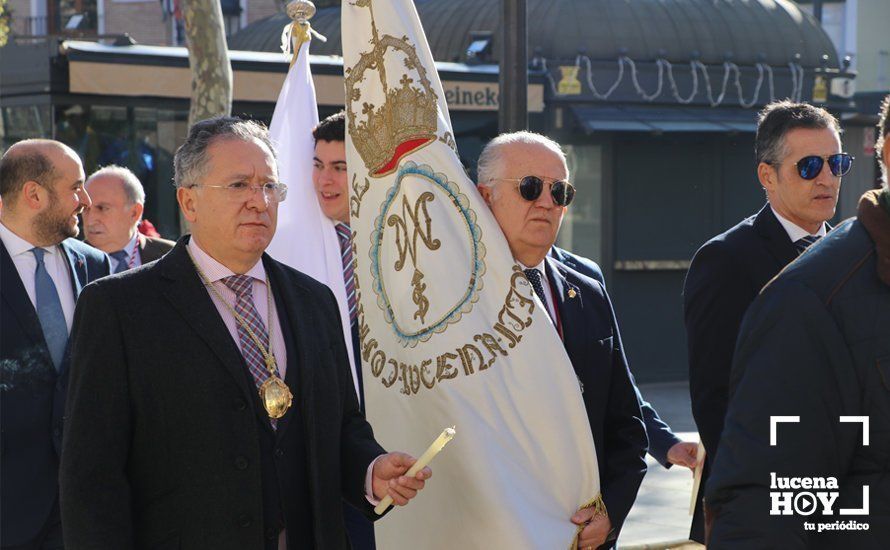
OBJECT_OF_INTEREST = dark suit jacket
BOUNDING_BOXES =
[60,238,385,549]
[545,257,647,545]
[683,204,807,541]
[1,237,110,545]
[708,194,890,548]
[550,247,682,468]
[684,205,806,456]
[138,233,175,264]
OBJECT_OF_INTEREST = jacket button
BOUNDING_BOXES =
[265,527,278,540]
[274,448,284,458]
[53,426,62,438]
[233,398,247,411]
[234,456,249,470]
[238,514,251,528]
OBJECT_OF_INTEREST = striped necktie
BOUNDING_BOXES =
[336,223,358,324]
[794,234,821,255]
[222,274,278,428]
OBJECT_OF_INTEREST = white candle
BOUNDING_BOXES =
[374,426,456,515]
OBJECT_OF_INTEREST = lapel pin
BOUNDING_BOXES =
[567,288,577,299]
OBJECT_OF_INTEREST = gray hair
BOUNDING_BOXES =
[755,100,841,167]
[173,116,276,188]
[86,165,145,205]
[476,131,568,189]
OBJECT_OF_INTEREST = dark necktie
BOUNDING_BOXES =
[31,248,68,371]
[336,223,358,325]
[110,249,129,273]
[523,268,550,313]
[222,275,277,427]
[794,234,821,255]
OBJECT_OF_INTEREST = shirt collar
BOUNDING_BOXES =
[518,259,548,282]
[188,236,266,284]
[0,220,58,258]
[123,233,139,258]
[770,205,827,242]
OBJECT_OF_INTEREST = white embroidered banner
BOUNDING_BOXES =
[342,0,601,547]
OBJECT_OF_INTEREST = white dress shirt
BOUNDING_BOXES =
[771,206,827,243]
[0,221,77,332]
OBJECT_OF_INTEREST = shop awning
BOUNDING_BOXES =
[572,105,758,133]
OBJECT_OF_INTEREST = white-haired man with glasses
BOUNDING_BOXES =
[477,131,648,550]
[60,116,432,550]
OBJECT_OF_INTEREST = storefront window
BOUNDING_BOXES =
[1,105,52,149]
[558,143,603,263]
[53,104,189,240]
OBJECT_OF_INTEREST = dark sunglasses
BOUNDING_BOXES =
[793,153,854,180]
[490,175,576,206]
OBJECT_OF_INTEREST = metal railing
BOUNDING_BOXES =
[12,14,104,37]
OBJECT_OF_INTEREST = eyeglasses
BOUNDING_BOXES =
[190,182,288,203]
[789,154,854,180]
[489,175,576,207]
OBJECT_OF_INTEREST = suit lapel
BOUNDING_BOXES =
[545,258,584,368]
[264,256,315,441]
[59,240,87,297]
[754,204,798,269]
[0,241,45,348]
[159,240,256,406]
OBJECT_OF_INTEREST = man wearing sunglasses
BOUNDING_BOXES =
[683,100,851,542]
[477,132,647,550]
[706,95,890,548]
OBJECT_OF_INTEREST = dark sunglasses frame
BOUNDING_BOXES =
[792,153,854,180]
[489,175,576,206]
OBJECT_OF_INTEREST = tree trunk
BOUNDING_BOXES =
[179,0,232,233]
[181,0,233,127]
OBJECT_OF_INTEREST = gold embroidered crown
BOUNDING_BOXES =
[346,29,438,177]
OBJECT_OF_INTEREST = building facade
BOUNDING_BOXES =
[2,0,871,382]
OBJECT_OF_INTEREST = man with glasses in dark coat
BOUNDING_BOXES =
[706,94,890,549]
[59,117,431,550]
[683,100,851,541]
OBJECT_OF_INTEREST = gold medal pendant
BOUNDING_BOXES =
[260,375,293,419]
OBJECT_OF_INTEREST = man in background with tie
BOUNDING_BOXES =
[309,111,375,550]
[0,139,111,549]
[683,100,850,541]
[83,165,174,272]
[476,131,647,550]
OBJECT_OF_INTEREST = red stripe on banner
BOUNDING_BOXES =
[372,138,435,176]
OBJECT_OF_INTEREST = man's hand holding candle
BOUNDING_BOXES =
[371,452,433,506]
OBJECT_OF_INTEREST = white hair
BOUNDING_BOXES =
[476,131,568,190]
[86,165,145,205]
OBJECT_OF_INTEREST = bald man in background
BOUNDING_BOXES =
[0,139,110,549]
